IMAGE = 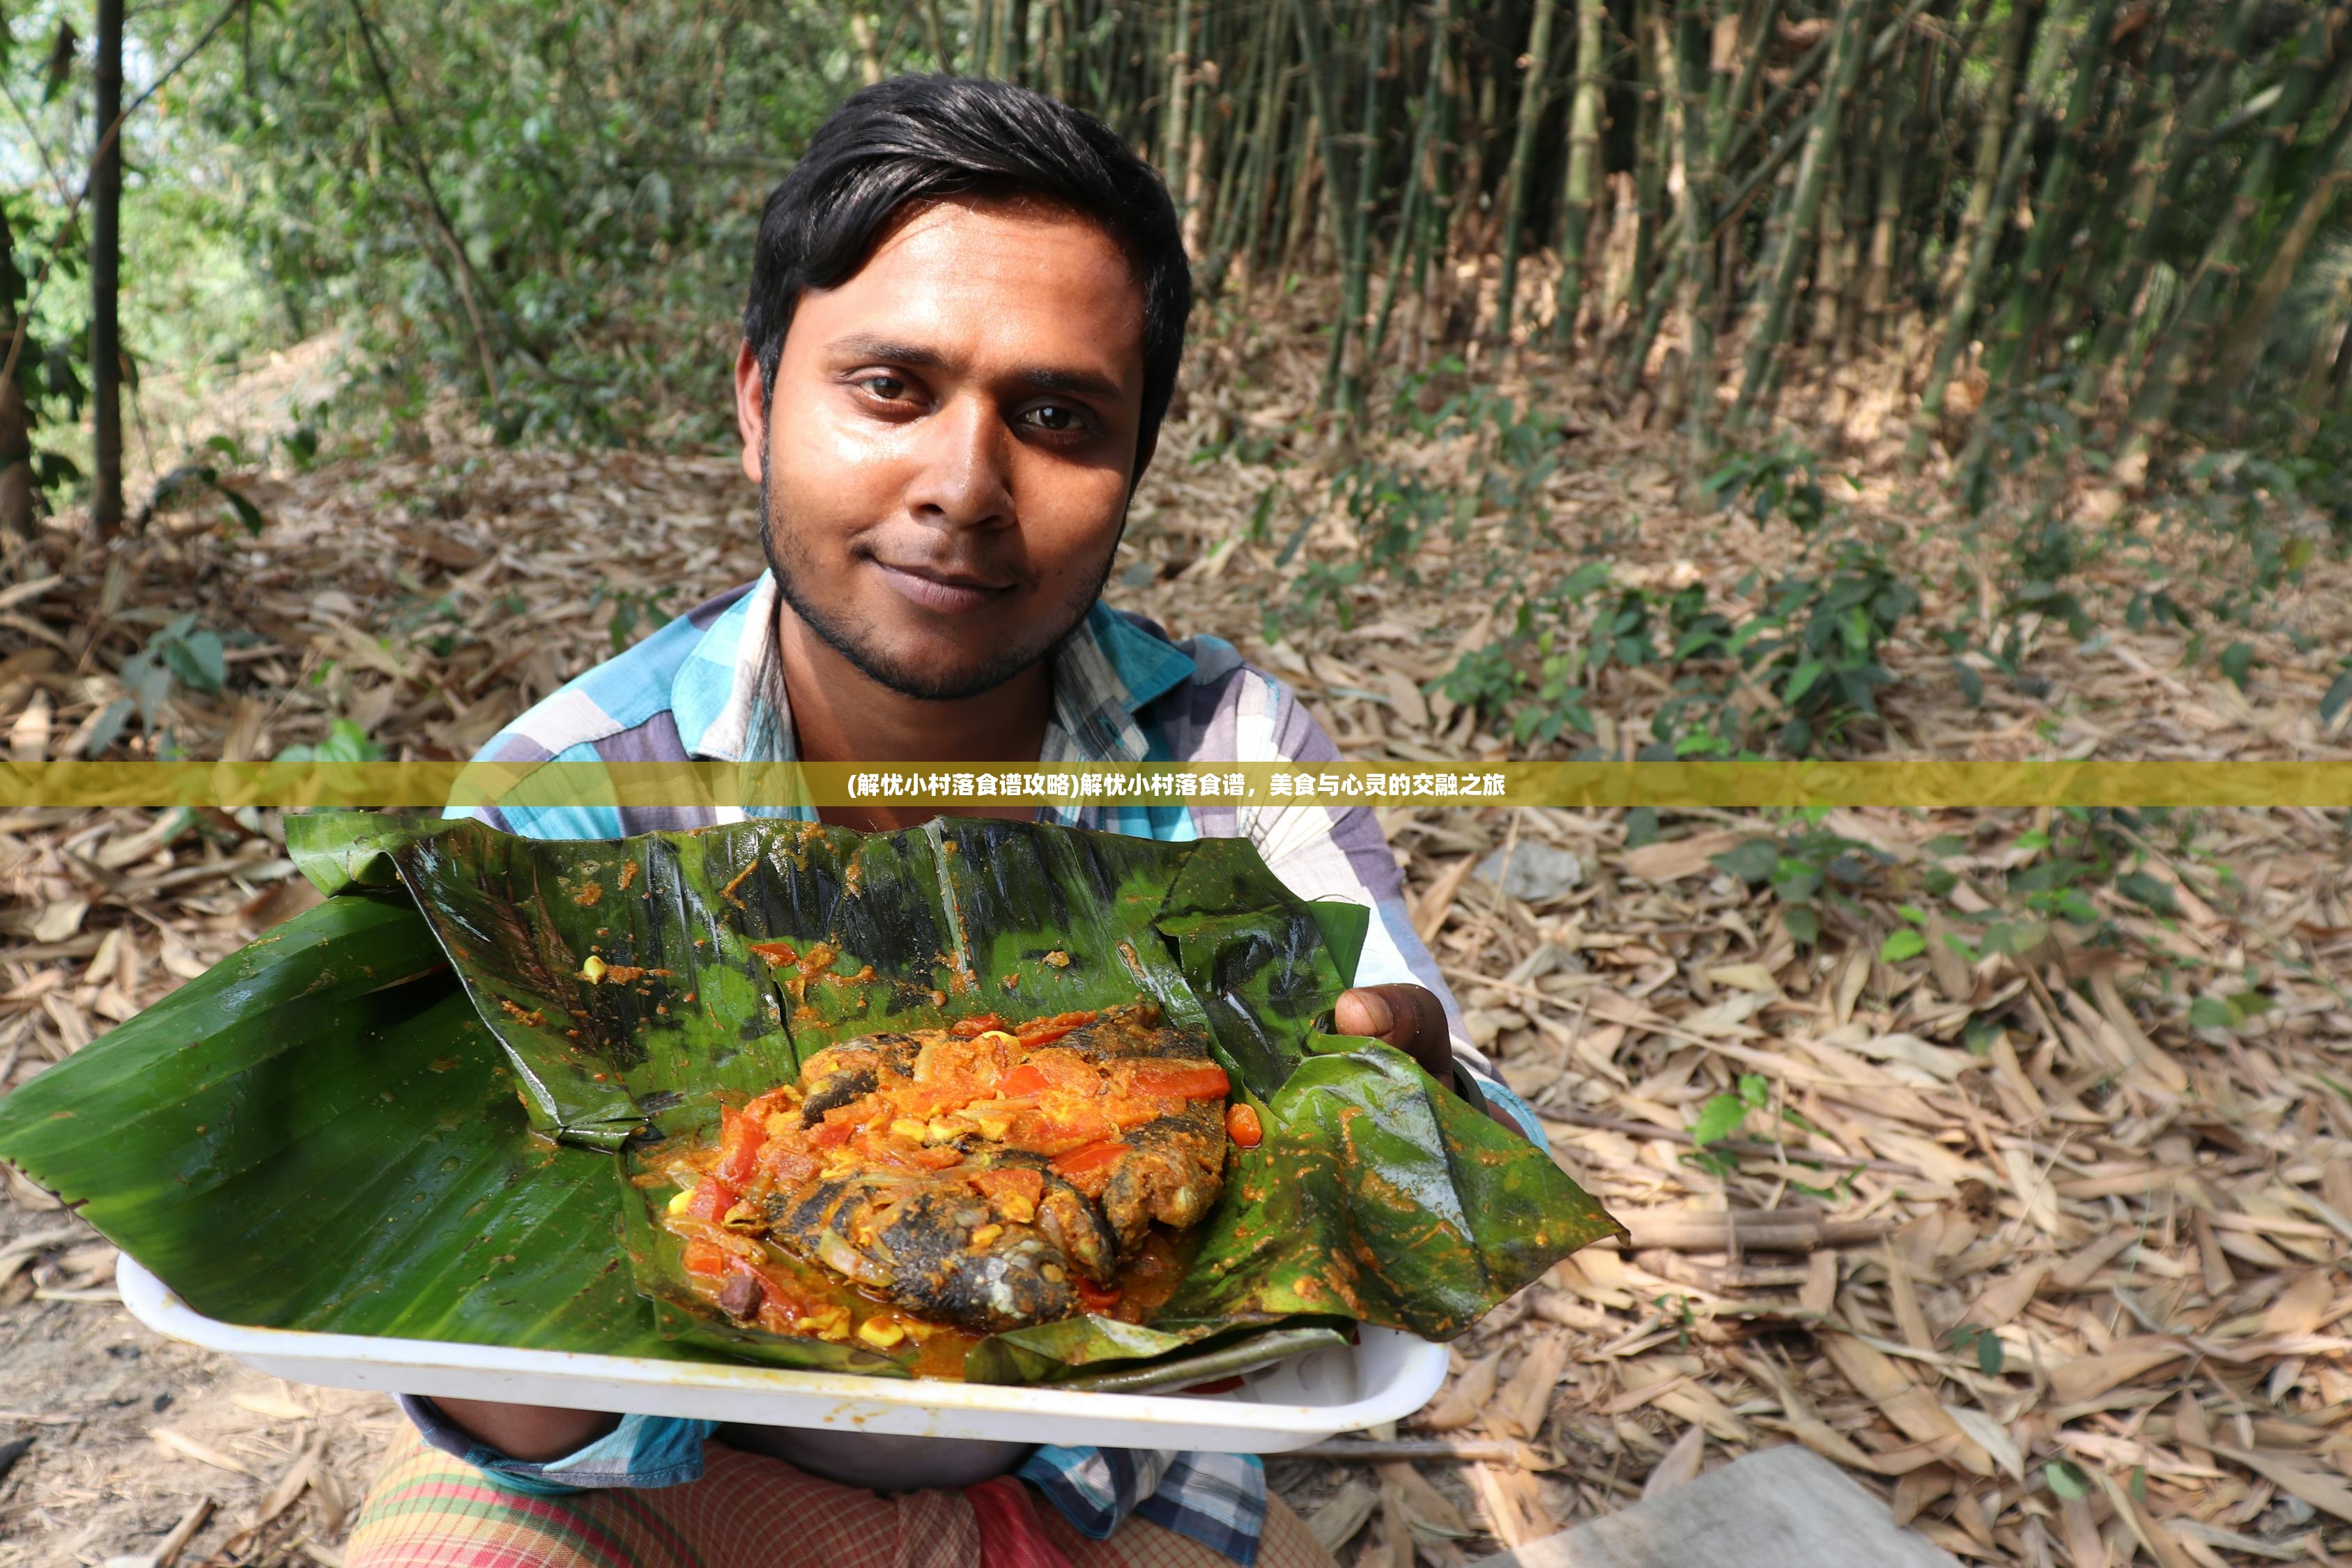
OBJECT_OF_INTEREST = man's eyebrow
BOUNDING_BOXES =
[1014,365,1125,403]
[826,335,951,371]
[826,334,1125,403]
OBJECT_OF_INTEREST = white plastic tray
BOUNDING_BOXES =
[118,1257,1446,1452]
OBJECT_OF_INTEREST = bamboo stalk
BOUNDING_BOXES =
[1674,0,1720,472]
[1980,0,2126,393]
[1494,0,1565,344]
[2207,80,2352,396]
[1551,0,1611,345]
[2116,2,2352,482]
[1902,0,2084,470]
[1727,0,1870,431]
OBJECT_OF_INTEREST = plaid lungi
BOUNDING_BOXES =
[348,1431,1339,1568]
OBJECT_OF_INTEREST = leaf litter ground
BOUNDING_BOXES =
[3,316,2351,1567]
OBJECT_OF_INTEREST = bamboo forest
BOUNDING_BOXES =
[7,0,2352,518]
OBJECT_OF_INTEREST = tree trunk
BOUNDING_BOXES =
[1374,0,1452,360]
[1981,0,2124,392]
[1675,0,1719,472]
[1627,0,1665,320]
[2117,3,2351,482]
[93,0,126,537]
[1551,0,1610,345]
[1162,0,1194,226]
[1902,0,2080,469]
[1811,136,1846,355]
[1728,0,1868,431]
[1859,68,1906,346]
[0,187,29,544]
[1936,0,2037,305]
[2207,85,2352,394]
[1494,0,1564,344]
[1333,0,1388,412]
[850,13,887,84]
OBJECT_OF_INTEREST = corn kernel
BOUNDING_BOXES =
[579,955,607,983]
[999,1194,1036,1224]
[889,1118,930,1144]
[969,1223,1004,1249]
[666,1187,693,1214]
[856,1316,907,1349]
[926,1120,961,1143]
[798,1306,851,1342]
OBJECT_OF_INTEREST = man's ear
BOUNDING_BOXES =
[734,341,767,486]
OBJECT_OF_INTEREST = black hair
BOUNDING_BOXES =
[743,74,1192,466]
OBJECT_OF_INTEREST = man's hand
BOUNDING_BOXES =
[1332,983,1523,1135]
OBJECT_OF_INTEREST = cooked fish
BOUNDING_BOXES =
[682,1002,1231,1335]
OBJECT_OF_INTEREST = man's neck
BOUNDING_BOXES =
[774,599,1055,768]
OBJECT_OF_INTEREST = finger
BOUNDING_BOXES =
[1332,987,1395,1040]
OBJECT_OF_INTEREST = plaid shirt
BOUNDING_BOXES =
[433,571,1544,1562]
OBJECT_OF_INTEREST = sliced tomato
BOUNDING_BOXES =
[968,1165,1044,1212]
[1129,1063,1230,1100]
[808,1113,859,1151]
[681,1238,730,1277]
[684,1178,741,1222]
[950,1013,1010,1038]
[1015,1010,1098,1047]
[743,1086,799,1121]
[997,1063,1052,1098]
[909,1144,965,1170]
[759,1145,819,1185]
[1051,1141,1129,1178]
[714,1106,767,1185]
[1225,1102,1263,1149]
[1075,1276,1123,1314]
[1020,1109,1116,1155]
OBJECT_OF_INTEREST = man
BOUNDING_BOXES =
[348,74,1539,1568]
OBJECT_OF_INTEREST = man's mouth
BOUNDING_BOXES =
[869,559,1017,615]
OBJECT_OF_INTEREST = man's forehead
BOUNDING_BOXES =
[804,197,1146,375]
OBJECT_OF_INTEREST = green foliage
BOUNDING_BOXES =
[1737,542,1919,755]
[93,613,232,758]
[1700,440,1836,530]
[1,188,89,515]
[143,446,266,535]
[589,582,678,655]
[1689,1073,1770,1149]
[274,719,387,764]
[1710,825,1884,946]
[1945,1322,2005,1376]
[2043,1460,2093,1501]
[2188,990,2273,1033]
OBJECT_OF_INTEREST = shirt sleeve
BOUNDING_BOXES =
[399,1397,715,1494]
[1224,666,1500,1084]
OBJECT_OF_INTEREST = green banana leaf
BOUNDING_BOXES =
[0,811,1622,1388]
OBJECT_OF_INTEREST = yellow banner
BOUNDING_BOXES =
[5,760,2352,809]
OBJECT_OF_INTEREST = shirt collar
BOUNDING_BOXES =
[674,576,1195,766]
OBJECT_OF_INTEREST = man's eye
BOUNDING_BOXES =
[857,375,909,401]
[1024,404,1085,433]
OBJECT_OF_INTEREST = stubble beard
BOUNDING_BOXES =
[758,463,1121,704]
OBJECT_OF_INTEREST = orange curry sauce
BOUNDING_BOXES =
[654,1008,1225,1378]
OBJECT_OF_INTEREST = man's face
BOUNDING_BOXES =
[737,197,1152,702]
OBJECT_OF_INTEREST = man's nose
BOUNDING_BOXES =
[903,396,1013,529]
